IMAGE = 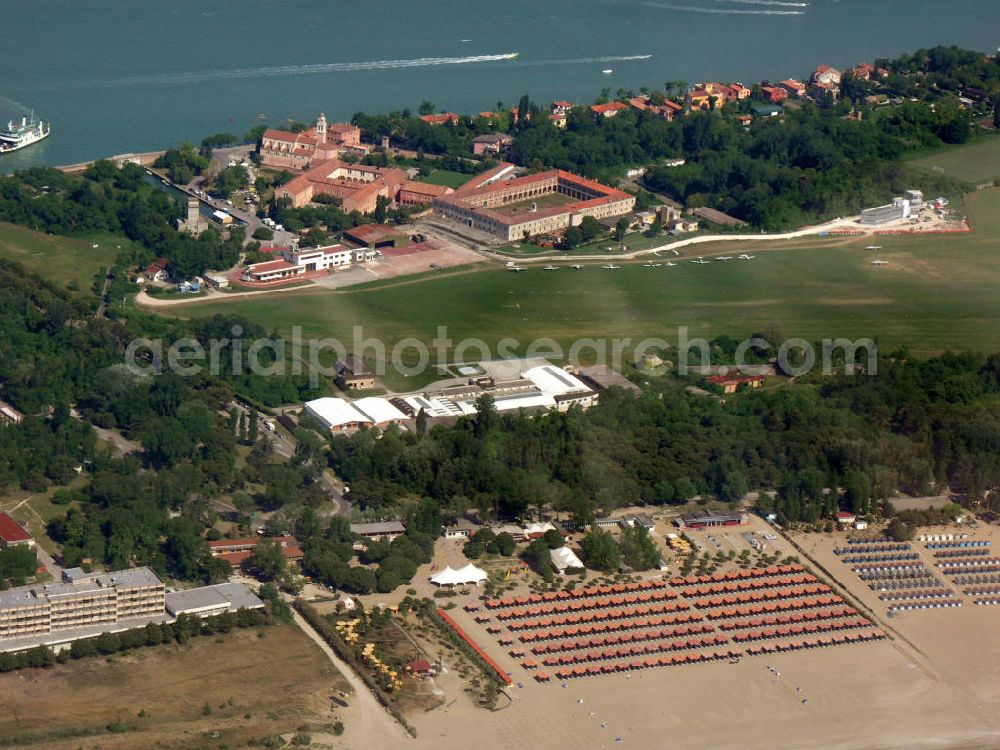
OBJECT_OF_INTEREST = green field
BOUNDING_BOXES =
[160,189,1000,381]
[907,137,1000,186]
[416,168,473,188]
[0,222,126,290]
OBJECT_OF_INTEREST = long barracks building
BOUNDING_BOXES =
[432,166,635,241]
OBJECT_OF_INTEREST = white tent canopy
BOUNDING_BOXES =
[429,563,488,587]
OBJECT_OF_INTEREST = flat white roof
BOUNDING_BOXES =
[353,397,407,424]
[522,365,590,397]
[550,546,585,571]
[403,395,456,418]
[305,397,370,429]
[490,391,556,412]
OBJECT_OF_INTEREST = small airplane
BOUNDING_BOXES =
[865,245,883,251]
[602,264,620,270]
[870,259,889,267]
[506,265,527,272]
[737,254,755,260]
[543,265,558,271]
[690,257,710,265]
[716,256,734,262]
[666,262,677,267]
[569,264,583,270]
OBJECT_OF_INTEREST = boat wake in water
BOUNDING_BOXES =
[94,53,522,86]
[513,54,653,67]
[642,2,805,14]
[718,0,808,7]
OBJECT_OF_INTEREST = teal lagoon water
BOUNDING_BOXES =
[2,0,999,172]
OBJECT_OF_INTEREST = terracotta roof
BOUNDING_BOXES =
[262,128,301,143]
[400,180,453,197]
[590,101,628,114]
[419,113,459,125]
[0,511,31,543]
[247,259,297,274]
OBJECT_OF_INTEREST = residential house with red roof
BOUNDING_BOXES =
[419,112,460,126]
[812,65,842,86]
[706,374,765,395]
[761,85,789,104]
[590,101,628,118]
[778,79,807,97]
[850,62,875,81]
[143,257,169,282]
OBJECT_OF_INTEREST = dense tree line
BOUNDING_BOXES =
[0,163,241,279]
[0,607,272,674]
[326,354,1000,528]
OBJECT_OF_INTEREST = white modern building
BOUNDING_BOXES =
[242,243,356,283]
[521,365,598,411]
[304,396,408,433]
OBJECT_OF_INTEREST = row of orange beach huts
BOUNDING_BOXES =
[529,624,718,655]
[503,602,692,631]
[743,630,886,655]
[516,612,703,642]
[495,591,679,621]
[731,618,872,642]
[715,606,858,630]
[553,650,741,680]
[675,573,820,597]
[539,636,733,668]
[486,580,669,609]
[669,564,806,587]
[682,593,846,620]
[692,583,832,608]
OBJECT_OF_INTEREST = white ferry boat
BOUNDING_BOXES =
[0,113,51,154]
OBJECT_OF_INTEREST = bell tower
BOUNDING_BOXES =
[316,112,327,143]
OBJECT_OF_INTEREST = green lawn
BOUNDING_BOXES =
[160,190,1000,381]
[907,137,1000,186]
[0,222,126,290]
[415,169,473,189]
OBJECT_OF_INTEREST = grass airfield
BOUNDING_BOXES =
[171,189,1000,360]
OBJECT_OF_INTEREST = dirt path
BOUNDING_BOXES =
[291,609,410,749]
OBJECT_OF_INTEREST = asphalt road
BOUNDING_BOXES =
[70,408,141,457]
[230,401,349,516]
